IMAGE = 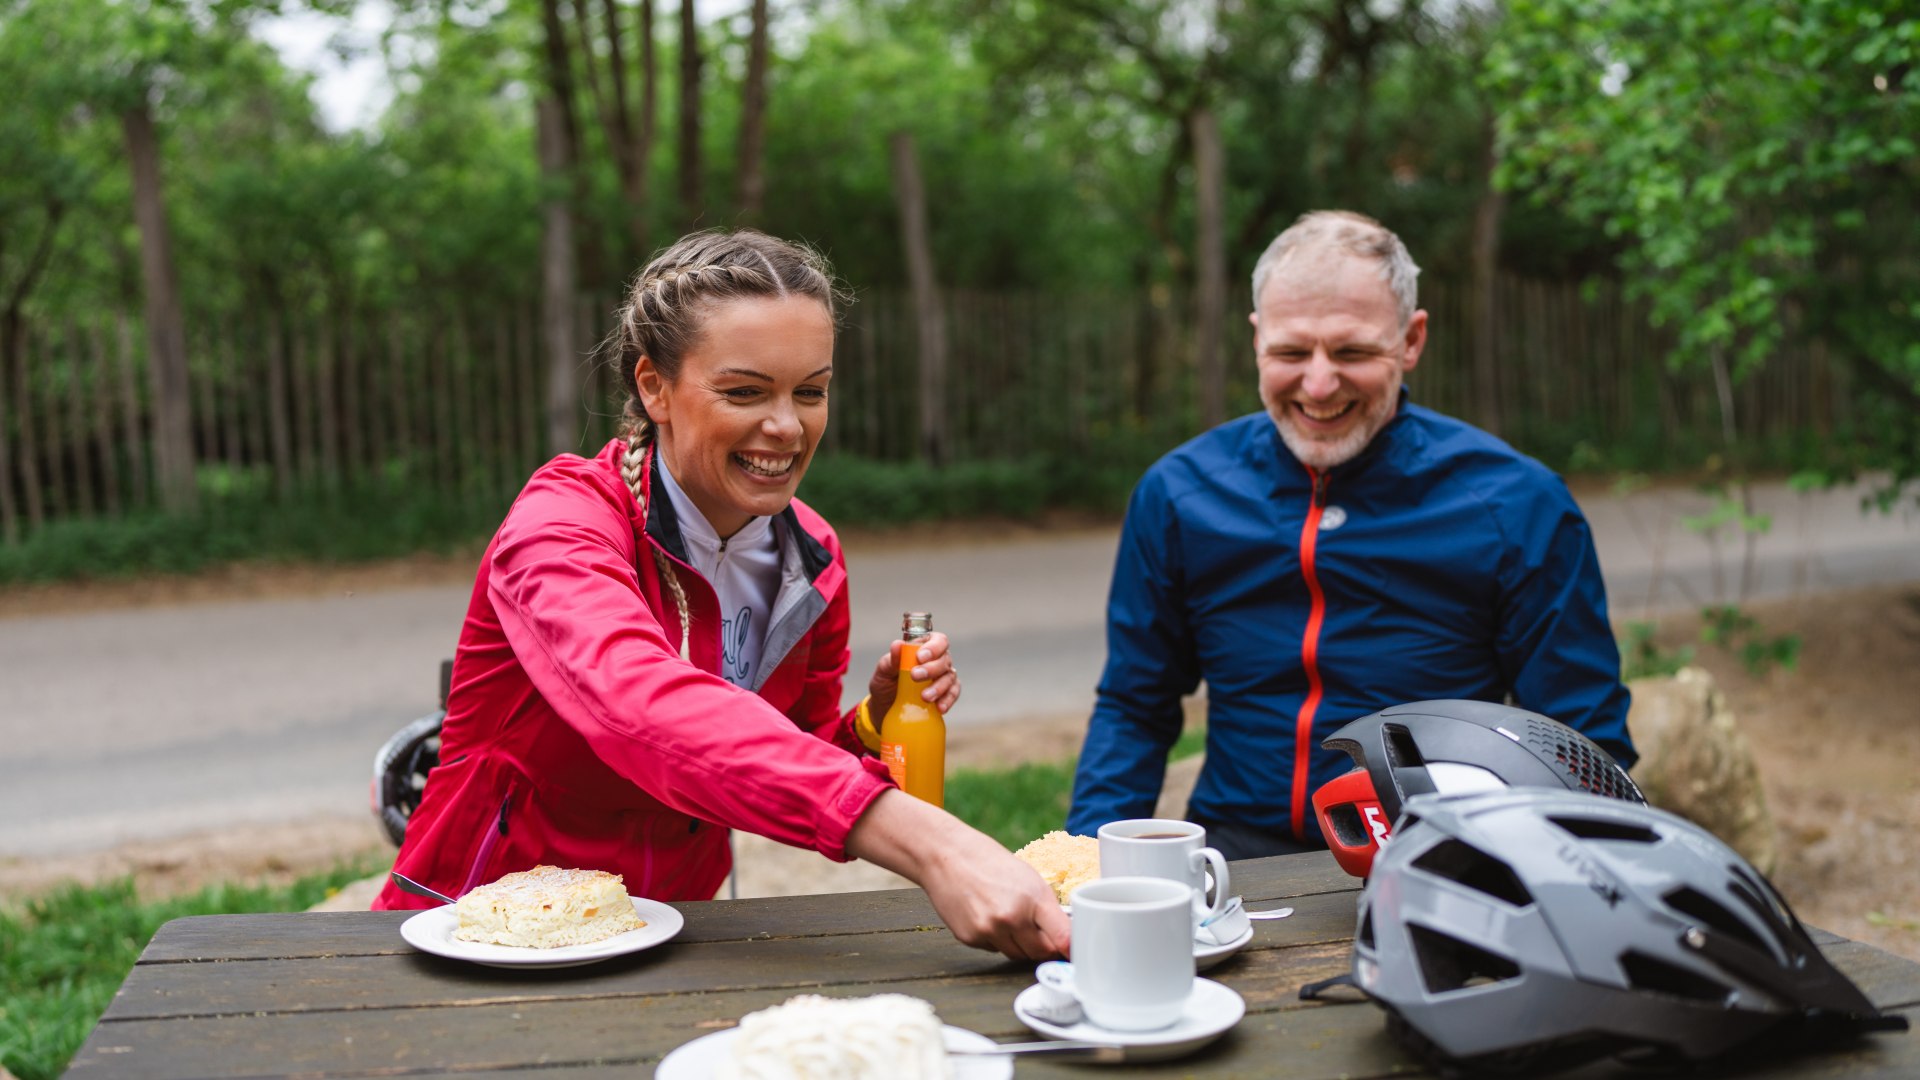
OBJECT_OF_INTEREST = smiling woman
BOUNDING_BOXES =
[372,229,1069,963]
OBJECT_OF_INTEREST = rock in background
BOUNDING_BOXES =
[1628,666,1778,875]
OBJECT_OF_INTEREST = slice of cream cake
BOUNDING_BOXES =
[717,994,953,1080]
[1014,831,1100,905]
[452,865,646,948]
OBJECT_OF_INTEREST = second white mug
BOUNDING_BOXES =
[1096,818,1232,929]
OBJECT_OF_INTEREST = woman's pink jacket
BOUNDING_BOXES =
[373,439,892,909]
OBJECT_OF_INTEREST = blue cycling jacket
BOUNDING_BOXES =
[1068,400,1634,842]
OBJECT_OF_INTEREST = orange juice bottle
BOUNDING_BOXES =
[879,611,945,807]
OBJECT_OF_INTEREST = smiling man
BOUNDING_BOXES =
[1067,211,1634,859]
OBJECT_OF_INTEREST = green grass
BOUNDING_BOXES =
[947,726,1208,849]
[0,858,385,1080]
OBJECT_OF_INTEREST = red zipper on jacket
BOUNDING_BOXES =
[1292,467,1330,841]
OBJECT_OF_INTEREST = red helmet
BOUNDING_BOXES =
[1313,767,1394,877]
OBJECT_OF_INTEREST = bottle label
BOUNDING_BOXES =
[881,741,908,789]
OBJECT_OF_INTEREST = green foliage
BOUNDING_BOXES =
[0,450,1152,585]
[1489,0,1920,488]
[1619,621,1694,681]
[1618,608,1802,683]
[1699,604,1803,677]
[0,857,385,1080]
[0,475,503,586]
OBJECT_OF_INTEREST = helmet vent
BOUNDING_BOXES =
[1724,877,1799,959]
[1523,719,1639,801]
[1412,839,1533,907]
[1548,816,1659,844]
[1409,923,1520,993]
[1384,724,1425,769]
[1619,949,1733,1004]
[1358,907,1375,949]
[1324,803,1370,847]
[1728,862,1798,932]
[1662,887,1770,956]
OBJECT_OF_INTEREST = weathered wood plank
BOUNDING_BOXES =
[106,918,1353,1022]
[77,957,1375,1080]
[135,853,1358,963]
[106,929,997,1020]
[72,960,1918,1080]
[1815,940,1920,1011]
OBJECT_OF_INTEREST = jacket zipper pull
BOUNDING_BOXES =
[1310,468,1329,508]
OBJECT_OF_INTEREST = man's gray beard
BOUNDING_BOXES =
[1271,385,1399,470]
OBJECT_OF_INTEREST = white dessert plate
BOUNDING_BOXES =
[656,1024,1011,1080]
[1013,977,1245,1063]
[1194,923,1255,971]
[398,896,684,970]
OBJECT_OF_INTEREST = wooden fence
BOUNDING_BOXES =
[0,275,1854,544]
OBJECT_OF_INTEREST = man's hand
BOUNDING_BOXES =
[866,631,962,717]
[846,789,1069,961]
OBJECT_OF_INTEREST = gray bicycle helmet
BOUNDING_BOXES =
[1342,789,1904,1075]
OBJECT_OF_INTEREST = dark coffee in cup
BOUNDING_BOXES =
[1132,832,1190,839]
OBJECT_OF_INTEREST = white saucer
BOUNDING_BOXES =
[1013,977,1245,1063]
[398,897,683,970]
[1194,923,1255,971]
[656,1024,1010,1079]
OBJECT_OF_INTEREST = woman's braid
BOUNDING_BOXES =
[618,432,690,662]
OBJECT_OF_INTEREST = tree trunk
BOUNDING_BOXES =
[122,100,196,513]
[736,0,769,223]
[0,319,19,543]
[677,0,703,229]
[1190,105,1227,431]
[637,0,658,254]
[539,0,604,288]
[539,96,581,457]
[0,197,66,542]
[888,131,948,467]
[590,0,650,262]
[1470,112,1505,436]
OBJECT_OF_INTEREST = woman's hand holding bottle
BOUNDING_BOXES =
[866,630,961,716]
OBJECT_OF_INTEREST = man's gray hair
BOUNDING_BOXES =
[1250,210,1420,326]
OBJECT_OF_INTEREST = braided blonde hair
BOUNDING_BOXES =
[605,229,848,662]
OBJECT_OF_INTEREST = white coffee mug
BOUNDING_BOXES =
[1097,818,1232,929]
[1067,876,1196,1031]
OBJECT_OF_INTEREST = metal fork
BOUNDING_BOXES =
[952,1040,1125,1062]
[388,871,458,906]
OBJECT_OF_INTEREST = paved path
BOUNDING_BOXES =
[1,480,1914,858]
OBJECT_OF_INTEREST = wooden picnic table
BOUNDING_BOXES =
[67,852,1919,1078]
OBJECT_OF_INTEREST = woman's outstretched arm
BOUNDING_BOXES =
[845,788,1070,962]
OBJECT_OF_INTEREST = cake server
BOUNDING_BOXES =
[389,871,458,906]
